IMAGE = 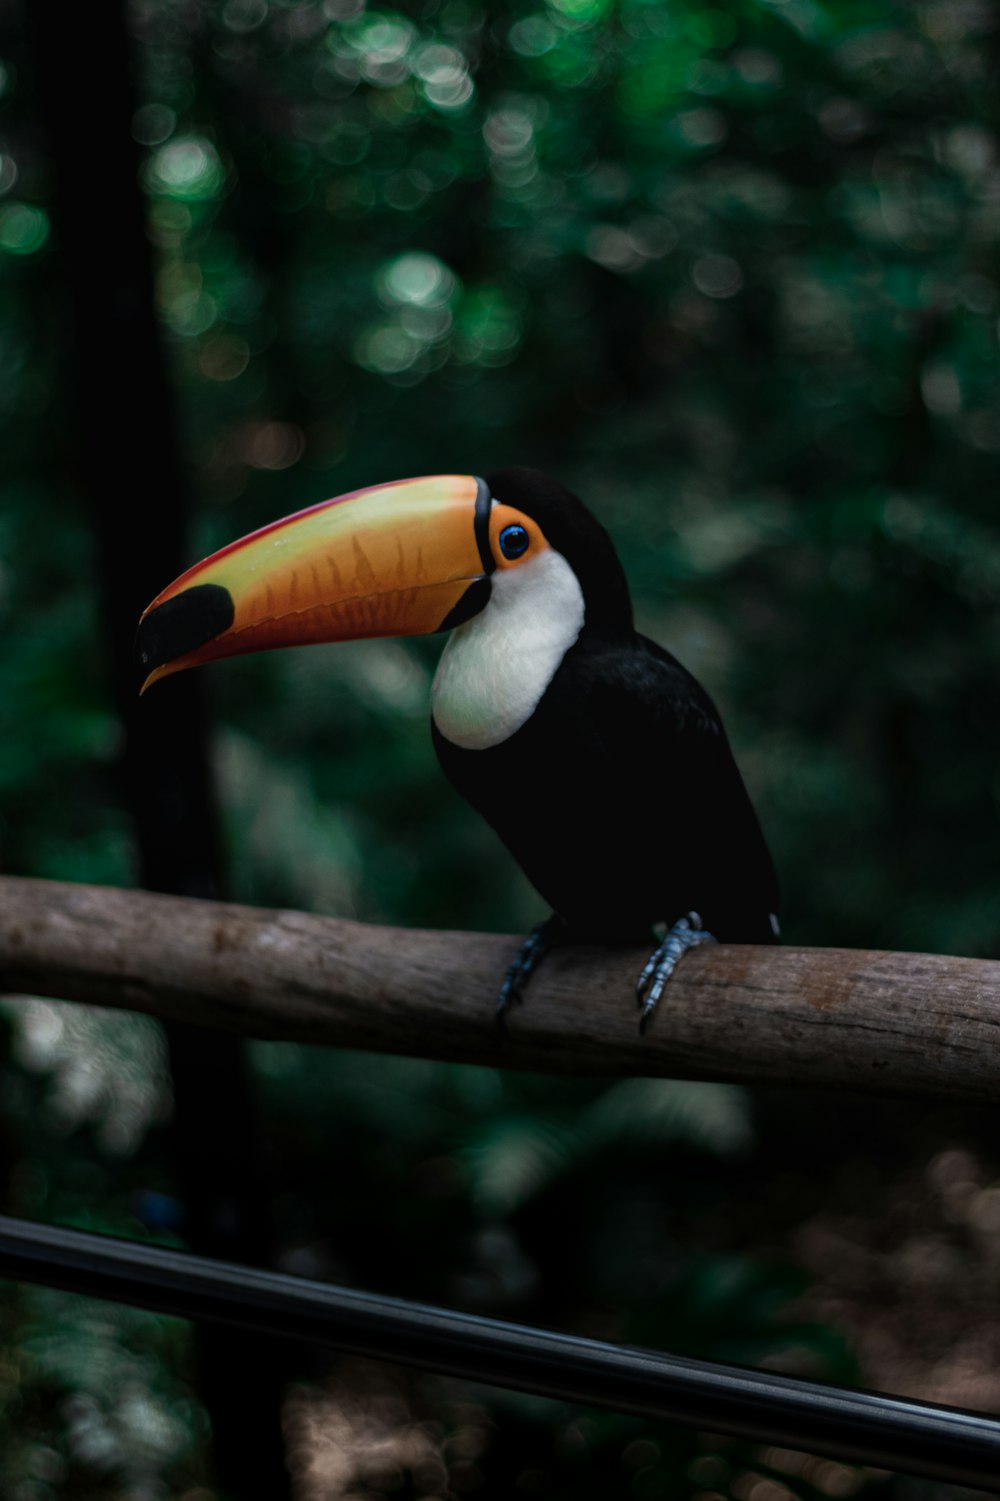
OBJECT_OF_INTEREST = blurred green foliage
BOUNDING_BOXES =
[1,0,1000,1494]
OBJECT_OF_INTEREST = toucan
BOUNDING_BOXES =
[136,468,779,1028]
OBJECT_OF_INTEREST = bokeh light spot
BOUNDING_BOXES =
[734,47,782,85]
[508,15,558,56]
[586,225,644,273]
[379,252,457,307]
[146,136,226,200]
[355,324,421,373]
[484,107,534,156]
[675,107,727,147]
[0,203,49,256]
[244,421,306,469]
[921,362,961,416]
[223,0,269,32]
[455,286,523,365]
[548,0,610,22]
[131,103,177,147]
[199,334,251,381]
[415,44,474,109]
[692,253,743,298]
[0,153,18,196]
[162,282,219,336]
[351,14,417,86]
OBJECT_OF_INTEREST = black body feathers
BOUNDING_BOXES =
[433,630,777,945]
[432,469,778,946]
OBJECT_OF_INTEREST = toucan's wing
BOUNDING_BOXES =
[575,634,780,942]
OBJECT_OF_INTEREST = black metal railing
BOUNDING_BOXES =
[1,1213,999,1493]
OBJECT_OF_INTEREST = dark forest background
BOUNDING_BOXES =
[2,0,1000,1496]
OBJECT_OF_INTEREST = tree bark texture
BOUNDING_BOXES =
[3,877,1000,1103]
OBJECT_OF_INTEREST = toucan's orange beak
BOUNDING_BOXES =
[136,474,493,693]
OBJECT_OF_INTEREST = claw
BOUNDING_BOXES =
[496,916,563,1027]
[637,911,715,1034]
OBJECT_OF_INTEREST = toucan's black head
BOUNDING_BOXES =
[484,467,633,634]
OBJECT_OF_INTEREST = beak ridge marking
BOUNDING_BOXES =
[352,536,377,593]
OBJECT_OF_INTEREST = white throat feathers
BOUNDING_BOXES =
[431,548,586,750]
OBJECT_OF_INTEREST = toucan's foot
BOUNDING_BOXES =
[636,912,716,1035]
[496,914,565,1027]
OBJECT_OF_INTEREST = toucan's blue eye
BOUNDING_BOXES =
[499,524,530,560]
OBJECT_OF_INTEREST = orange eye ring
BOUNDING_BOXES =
[488,504,548,569]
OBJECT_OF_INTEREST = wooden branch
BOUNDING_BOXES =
[2,876,999,1102]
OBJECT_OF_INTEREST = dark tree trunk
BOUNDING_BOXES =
[28,2,291,1493]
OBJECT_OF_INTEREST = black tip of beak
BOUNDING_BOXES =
[135,583,235,683]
